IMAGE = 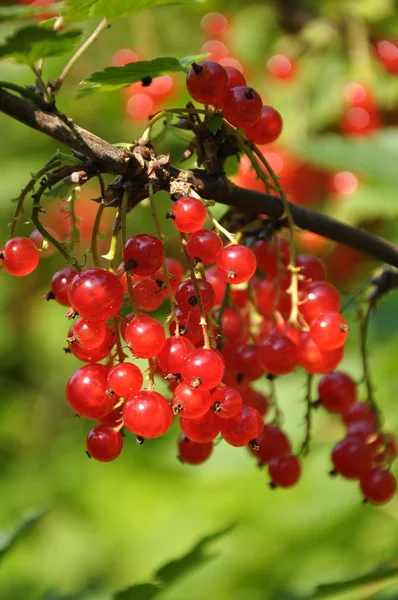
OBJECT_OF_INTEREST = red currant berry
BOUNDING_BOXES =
[204,265,226,305]
[360,469,396,504]
[186,229,223,264]
[244,105,283,144]
[157,336,195,375]
[178,435,213,465]
[373,39,398,74]
[224,66,246,88]
[200,12,228,38]
[243,388,269,416]
[65,364,116,419]
[310,311,349,351]
[70,318,107,350]
[124,314,166,358]
[175,279,215,314]
[99,404,124,428]
[219,308,246,341]
[249,425,290,463]
[211,386,242,419]
[133,278,164,312]
[346,419,378,441]
[123,390,172,438]
[216,244,256,284]
[220,406,264,447]
[107,362,143,397]
[123,234,165,276]
[230,343,264,381]
[253,237,290,279]
[267,54,296,80]
[152,257,185,294]
[86,425,123,462]
[331,437,372,479]
[222,86,263,128]
[170,196,207,233]
[169,309,203,345]
[257,333,298,376]
[318,372,356,414]
[68,268,124,321]
[186,61,228,106]
[341,106,381,136]
[172,383,212,419]
[254,279,277,316]
[68,325,115,363]
[342,402,377,426]
[29,227,58,256]
[49,267,77,306]
[0,236,39,276]
[180,410,220,443]
[299,281,341,324]
[268,454,301,487]
[297,332,344,374]
[296,254,326,285]
[182,348,224,391]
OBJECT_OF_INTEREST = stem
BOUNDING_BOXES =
[8,157,61,239]
[90,202,105,267]
[103,212,121,272]
[54,18,109,93]
[0,81,41,104]
[113,315,126,363]
[147,183,179,333]
[358,305,379,418]
[121,193,139,316]
[147,358,156,391]
[141,107,213,143]
[299,373,313,457]
[31,66,52,105]
[206,206,237,243]
[269,377,282,426]
[180,233,211,349]
[67,185,80,251]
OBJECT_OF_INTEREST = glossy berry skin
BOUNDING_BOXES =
[331,438,372,479]
[222,86,263,128]
[50,267,77,306]
[186,61,228,106]
[175,279,215,315]
[182,348,225,391]
[342,402,377,426]
[152,257,185,295]
[86,425,123,462]
[244,105,283,144]
[186,229,223,264]
[172,383,212,419]
[360,469,396,504]
[296,254,326,285]
[157,336,195,375]
[178,436,213,465]
[346,419,378,441]
[68,325,115,363]
[220,406,264,447]
[123,390,172,438]
[204,265,226,306]
[257,333,298,376]
[65,364,115,420]
[268,454,301,488]
[68,268,124,321]
[211,386,242,419]
[318,372,356,414]
[230,344,264,381]
[297,332,344,375]
[170,197,207,233]
[180,410,221,443]
[133,279,164,312]
[299,281,341,325]
[253,238,290,279]
[169,309,203,345]
[310,311,349,351]
[216,244,256,284]
[107,362,143,397]
[71,318,107,350]
[123,234,165,276]
[249,425,291,463]
[224,66,246,88]
[1,237,39,276]
[125,314,166,358]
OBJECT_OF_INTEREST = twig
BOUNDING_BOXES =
[90,202,105,267]
[54,18,109,93]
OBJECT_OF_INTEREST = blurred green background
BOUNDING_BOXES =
[1,0,398,599]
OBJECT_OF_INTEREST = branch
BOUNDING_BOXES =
[1,88,398,268]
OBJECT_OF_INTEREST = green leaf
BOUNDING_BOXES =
[61,0,199,24]
[310,565,398,599]
[327,181,398,225]
[115,584,161,600]
[78,54,205,96]
[296,130,398,184]
[0,26,82,65]
[207,113,223,135]
[0,511,46,564]
[115,525,234,600]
